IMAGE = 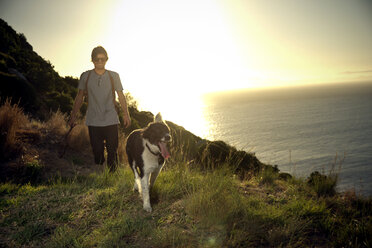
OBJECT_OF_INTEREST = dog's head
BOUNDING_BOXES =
[143,113,171,159]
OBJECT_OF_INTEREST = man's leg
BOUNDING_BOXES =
[88,126,105,165]
[105,124,119,172]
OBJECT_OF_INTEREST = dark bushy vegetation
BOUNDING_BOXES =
[195,140,264,178]
[0,19,77,120]
[307,171,337,197]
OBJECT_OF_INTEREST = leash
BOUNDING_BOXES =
[146,143,161,156]
[58,124,75,158]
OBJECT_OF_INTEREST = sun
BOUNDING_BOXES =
[100,0,268,136]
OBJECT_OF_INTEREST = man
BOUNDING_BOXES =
[69,46,131,172]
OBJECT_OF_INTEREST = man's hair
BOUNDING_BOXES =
[91,46,108,61]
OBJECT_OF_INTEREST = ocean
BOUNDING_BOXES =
[201,83,372,196]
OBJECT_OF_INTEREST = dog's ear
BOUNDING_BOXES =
[154,113,163,123]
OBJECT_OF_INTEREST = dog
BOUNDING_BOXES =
[126,113,171,212]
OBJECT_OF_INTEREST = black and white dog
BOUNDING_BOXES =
[126,113,171,212]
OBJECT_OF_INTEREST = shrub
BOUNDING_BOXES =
[0,99,28,161]
[45,91,73,114]
[195,140,262,178]
[0,71,38,113]
[67,124,90,152]
[259,165,279,186]
[22,160,44,184]
[307,171,337,197]
[45,109,68,137]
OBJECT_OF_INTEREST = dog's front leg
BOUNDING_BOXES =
[132,164,141,193]
[141,173,152,212]
[134,175,141,193]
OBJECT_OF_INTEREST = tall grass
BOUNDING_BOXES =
[44,109,68,137]
[67,124,90,152]
[258,165,279,186]
[185,165,240,226]
[307,171,338,197]
[44,111,126,161]
[307,153,344,197]
[0,99,29,161]
[44,110,92,154]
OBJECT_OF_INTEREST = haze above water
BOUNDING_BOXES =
[203,82,372,103]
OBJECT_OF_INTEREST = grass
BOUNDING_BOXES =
[1,162,371,247]
[1,100,371,247]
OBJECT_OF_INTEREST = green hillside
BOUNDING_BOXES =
[0,19,81,119]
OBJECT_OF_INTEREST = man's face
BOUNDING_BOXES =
[93,53,107,69]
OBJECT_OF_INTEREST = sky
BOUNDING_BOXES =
[1,0,371,135]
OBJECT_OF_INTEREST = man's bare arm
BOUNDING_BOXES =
[117,91,131,128]
[68,89,85,127]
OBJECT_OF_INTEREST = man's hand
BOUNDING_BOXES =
[69,90,84,127]
[117,91,131,128]
[123,114,131,128]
